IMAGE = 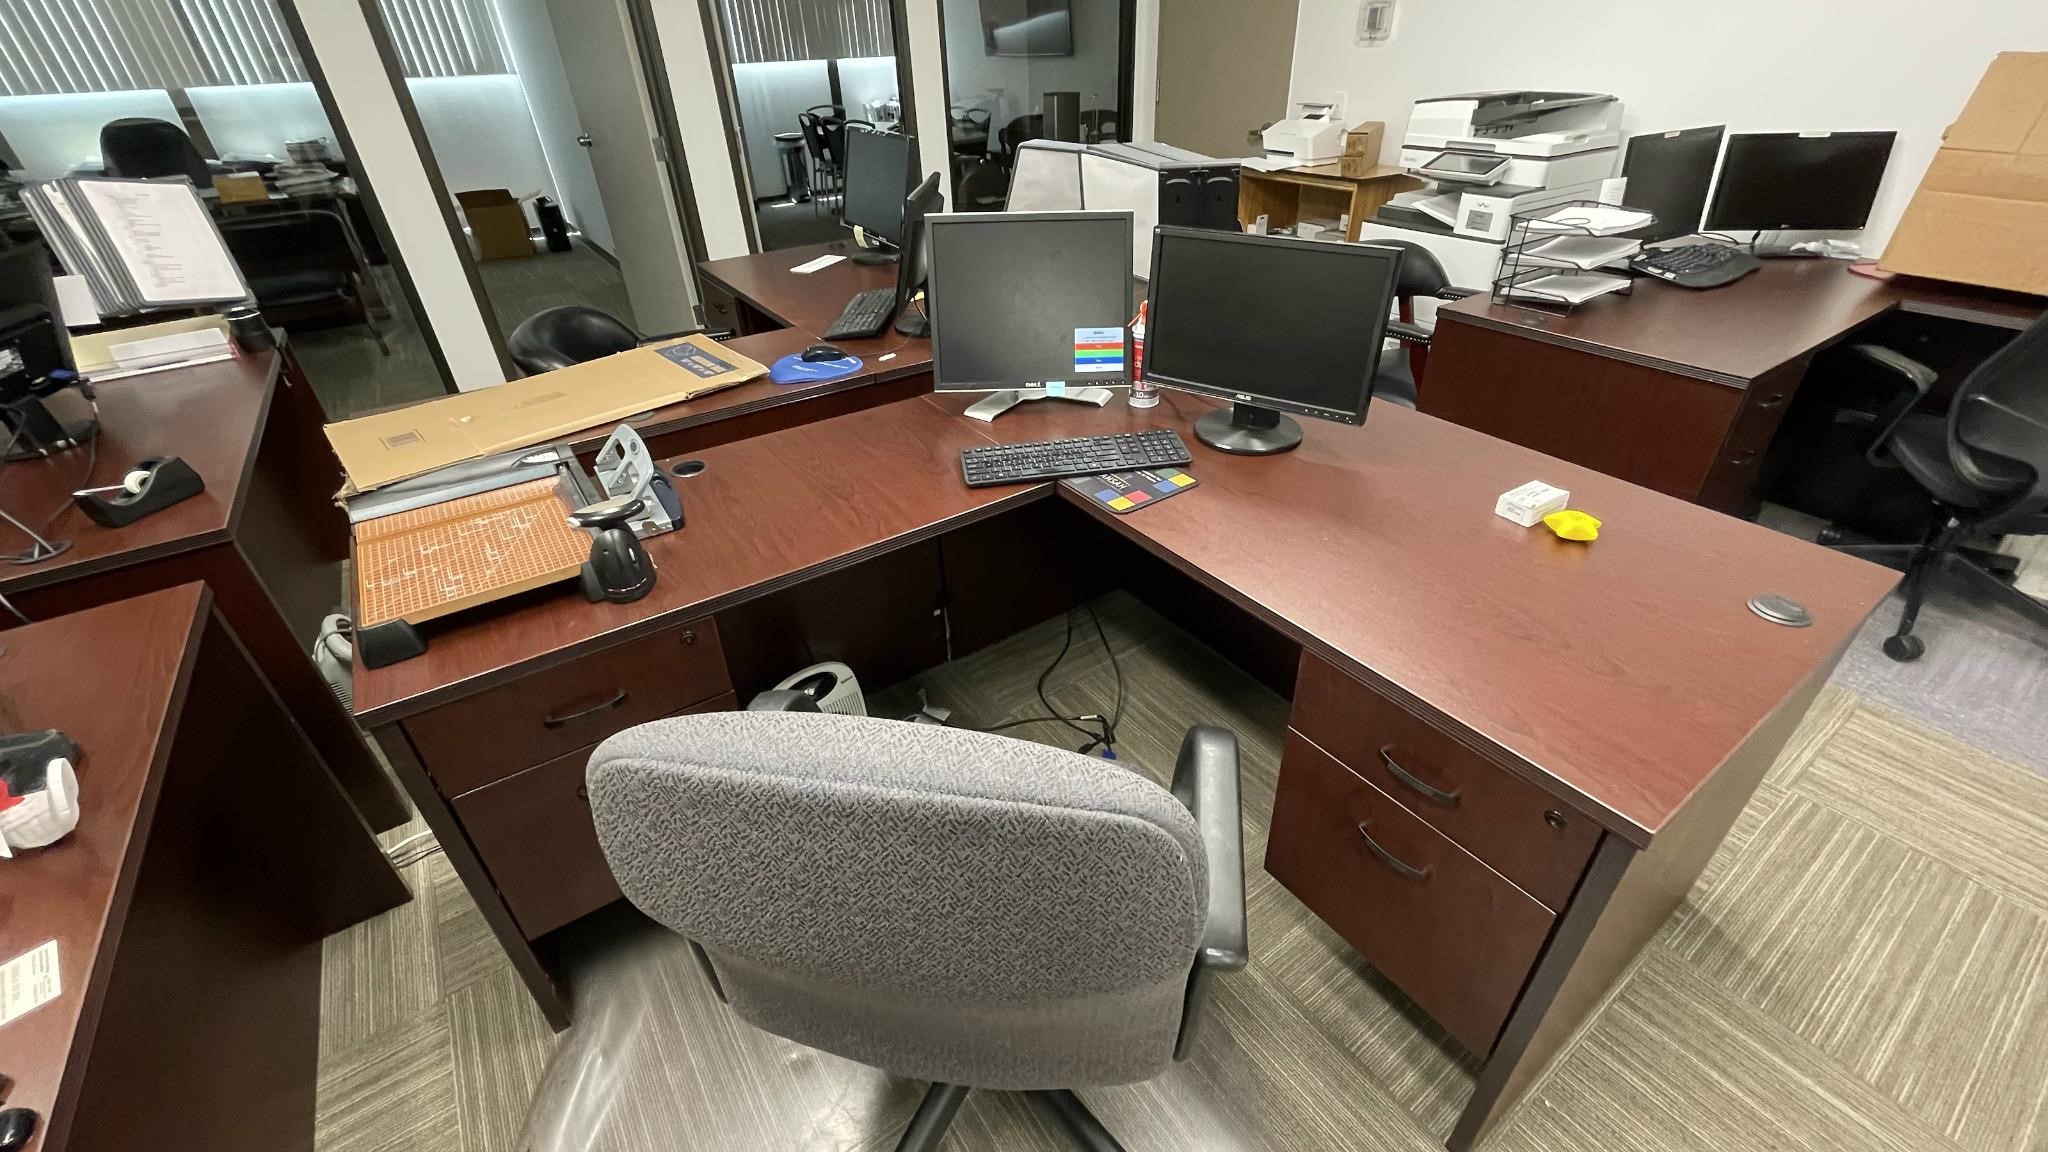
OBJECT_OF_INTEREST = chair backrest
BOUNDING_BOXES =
[1081,108,1119,142]
[506,305,638,375]
[958,159,1009,210]
[221,210,352,276]
[586,711,1208,1089]
[100,118,211,185]
[1356,238,1451,303]
[1949,310,2048,530]
[1000,114,1045,156]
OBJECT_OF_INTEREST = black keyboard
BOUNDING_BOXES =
[961,429,1193,488]
[823,287,898,340]
[1629,242,1762,290]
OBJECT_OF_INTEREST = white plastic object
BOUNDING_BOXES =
[1495,480,1570,528]
[0,756,80,857]
[773,661,867,717]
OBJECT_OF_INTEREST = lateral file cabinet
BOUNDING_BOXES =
[1266,652,1602,1056]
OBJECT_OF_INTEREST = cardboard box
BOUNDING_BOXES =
[1340,121,1386,178]
[456,188,535,261]
[1880,52,2048,295]
[324,333,768,493]
[212,172,270,203]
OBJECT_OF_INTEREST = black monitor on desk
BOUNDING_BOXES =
[925,210,1133,421]
[841,126,917,263]
[890,172,942,336]
[1620,125,1724,243]
[1143,226,1399,455]
[1705,131,1896,233]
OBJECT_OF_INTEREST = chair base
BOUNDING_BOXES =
[893,1083,1128,1152]
[1830,518,2048,663]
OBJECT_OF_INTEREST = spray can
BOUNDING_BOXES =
[1127,300,1157,408]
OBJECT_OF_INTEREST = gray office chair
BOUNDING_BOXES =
[586,693,1247,1152]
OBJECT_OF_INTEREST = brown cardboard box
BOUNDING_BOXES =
[324,334,768,493]
[456,188,535,260]
[1340,121,1386,178]
[212,172,270,203]
[1880,52,2048,295]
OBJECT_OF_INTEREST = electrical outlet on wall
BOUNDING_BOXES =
[1358,0,1395,45]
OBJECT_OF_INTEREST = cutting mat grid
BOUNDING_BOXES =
[357,477,590,627]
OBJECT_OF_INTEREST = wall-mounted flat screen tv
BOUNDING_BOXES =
[982,0,1074,57]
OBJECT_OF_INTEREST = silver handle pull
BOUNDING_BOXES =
[577,133,594,147]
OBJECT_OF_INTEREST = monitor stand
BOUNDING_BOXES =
[1195,403,1302,455]
[962,387,1114,423]
[849,235,900,265]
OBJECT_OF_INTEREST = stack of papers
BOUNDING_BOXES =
[1518,234,1642,270]
[1504,272,1632,305]
[1522,204,1655,236]
[20,177,251,318]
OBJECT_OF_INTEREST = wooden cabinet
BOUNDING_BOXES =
[405,618,729,795]
[1291,655,1598,911]
[1236,163,1419,242]
[1265,730,1555,1056]
[457,692,737,937]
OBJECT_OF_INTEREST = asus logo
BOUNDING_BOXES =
[1232,392,1252,402]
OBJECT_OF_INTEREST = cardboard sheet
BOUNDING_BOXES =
[1881,52,2048,295]
[324,333,767,493]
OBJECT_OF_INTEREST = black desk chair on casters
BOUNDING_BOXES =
[1824,314,2048,661]
[100,117,212,185]
[507,306,640,375]
[1356,239,1481,409]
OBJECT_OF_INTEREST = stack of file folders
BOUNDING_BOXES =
[19,177,251,318]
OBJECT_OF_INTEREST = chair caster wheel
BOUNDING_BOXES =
[1882,634,1925,662]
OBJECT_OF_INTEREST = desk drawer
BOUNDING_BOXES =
[1264,729,1555,1056]
[1292,654,1597,910]
[456,692,738,938]
[407,618,730,796]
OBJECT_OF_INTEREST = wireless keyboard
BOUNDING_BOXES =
[960,429,1193,488]
[823,287,897,340]
[1629,242,1762,290]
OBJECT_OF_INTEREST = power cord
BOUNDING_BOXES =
[971,603,1128,757]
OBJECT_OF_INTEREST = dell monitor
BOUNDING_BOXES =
[841,126,917,263]
[925,210,1133,421]
[1143,227,1399,455]
[1704,131,1896,233]
[891,172,943,336]
[1619,125,1724,244]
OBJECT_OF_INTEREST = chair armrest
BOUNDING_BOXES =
[1436,286,1483,300]
[747,690,822,713]
[1850,343,1939,467]
[1170,725,1245,1060]
[1387,319,1432,348]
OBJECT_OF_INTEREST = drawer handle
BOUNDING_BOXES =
[1757,393,1786,410]
[542,689,629,729]
[1356,822,1431,882]
[1379,746,1460,808]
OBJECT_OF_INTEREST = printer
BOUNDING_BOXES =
[1381,91,1624,241]
[1261,102,1346,164]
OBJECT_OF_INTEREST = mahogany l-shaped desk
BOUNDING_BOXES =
[351,248,1896,1151]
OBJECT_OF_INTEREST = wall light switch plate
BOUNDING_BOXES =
[1358,0,1395,44]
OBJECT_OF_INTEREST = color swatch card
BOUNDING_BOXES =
[1073,327,1127,374]
[1063,467,1198,514]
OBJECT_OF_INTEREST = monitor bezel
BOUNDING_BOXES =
[840,125,917,247]
[924,210,1135,394]
[1141,226,1400,427]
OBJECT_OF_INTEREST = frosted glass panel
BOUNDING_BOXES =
[187,83,337,161]
[0,89,181,179]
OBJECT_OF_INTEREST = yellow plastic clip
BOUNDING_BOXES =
[1543,509,1602,542]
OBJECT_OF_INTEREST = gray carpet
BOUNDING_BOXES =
[315,591,2048,1152]
[758,197,850,251]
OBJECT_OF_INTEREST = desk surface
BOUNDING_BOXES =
[700,241,928,353]
[0,584,208,1151]
[355,389,1895,845]
[0,352,279,592]
[1439,261,2045,388]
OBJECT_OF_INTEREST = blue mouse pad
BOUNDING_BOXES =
[769,352,865,384]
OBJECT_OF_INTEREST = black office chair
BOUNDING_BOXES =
[220,209,386,354]
[507,306,640,375]
[1081,108,1119,144]
[958,159,1010,212]
[100,118,212,186]
[998,114,1045,168]
[1356,239,1480,409]
[1825,313,2048,661]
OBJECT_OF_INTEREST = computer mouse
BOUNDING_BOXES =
[0,1107,39,1152]
[802,343,850,362]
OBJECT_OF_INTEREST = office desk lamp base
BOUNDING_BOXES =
[1196,403,1302,455]
[963,387,1114,423]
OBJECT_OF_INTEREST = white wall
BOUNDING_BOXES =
[645,0,751,259]
[188,83,334,159]
[839,55,903,125]
[495,0,614,250]
[941,0,1120,149]
[409,75,559,204]
[1287,0,2048,249]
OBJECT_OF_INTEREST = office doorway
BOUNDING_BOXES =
[1152,0,1296,158]
[705,0,911,252]
[937,0,1134,210]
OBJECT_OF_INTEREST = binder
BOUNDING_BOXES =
[20,177,251,318]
